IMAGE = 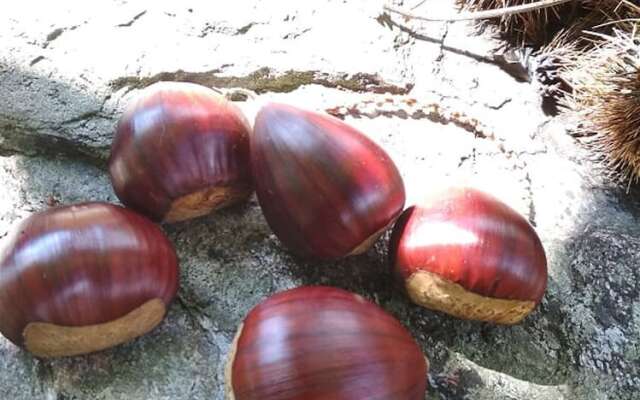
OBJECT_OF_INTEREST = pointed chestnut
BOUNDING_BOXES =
[0,202,179,358]
[252,103,405,259]
[390,188,547,324]
[109,82,252,223]
[226,286,428,400]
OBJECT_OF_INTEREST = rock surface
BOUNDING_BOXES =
[1,1,639,399]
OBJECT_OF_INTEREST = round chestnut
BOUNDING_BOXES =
[109,81,252,223]
[0,202,179,358]
[226,286,428,400]
[390,187,547,324]
[252,103,406,259]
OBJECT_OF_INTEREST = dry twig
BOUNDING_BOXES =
[383,0,573,22]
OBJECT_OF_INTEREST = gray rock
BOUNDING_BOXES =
[1,1,639,399]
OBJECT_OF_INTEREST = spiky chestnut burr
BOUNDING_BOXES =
[560,28,640,183]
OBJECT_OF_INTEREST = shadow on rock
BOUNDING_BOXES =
[0,63,117,166]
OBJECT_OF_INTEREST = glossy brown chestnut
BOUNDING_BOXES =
[226,286,427,400]
[252,103,405,259]
[109,81,252,223]
[0,202,179,358]
[390,188,547,324]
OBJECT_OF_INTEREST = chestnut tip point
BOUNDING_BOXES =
[346,222,392,256]
[252,103,406,259]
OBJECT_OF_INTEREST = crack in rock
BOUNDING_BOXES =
[176,294,211,333]
[434,22,450,75]
[325,97,494,139]
[524,169,537,226]
[384,14,540,82]
[235,22,256,35]
[35,359,57,399]
[0,70,412,166]
[46,28,65,42]
[42,24,81,48]
[0,119,111,167]
[199,21,263,38]
[0,77,116,165]
[429,367,482,399]
[485,97,512,110]
[283,27,311,40]
[29,56,45,66]
[110,67,413,95]
[116,10,147,28]
[381,14,495,65]
[175,293,234,371]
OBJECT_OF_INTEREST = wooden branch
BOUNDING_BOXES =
[384,0,575,22]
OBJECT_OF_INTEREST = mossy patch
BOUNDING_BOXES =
[110,67,411,95]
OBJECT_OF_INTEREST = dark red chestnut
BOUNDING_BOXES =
[252,103,405,259]
[0,202,179,358]
[226,286,427,400]
[109,82,252,223]
[390,187,547,324]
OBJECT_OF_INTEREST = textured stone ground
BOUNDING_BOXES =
[1,1,639,399]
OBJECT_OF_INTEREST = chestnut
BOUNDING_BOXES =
[0,202,179,358]
[226,286,428,400]
[109,81,252,223]
[252,103,405,259]
[390,187,547,324]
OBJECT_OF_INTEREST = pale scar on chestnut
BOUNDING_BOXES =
[23,298,166,358]
[224,323,244,400]
[406,270,536,325]
[164,185,252,223]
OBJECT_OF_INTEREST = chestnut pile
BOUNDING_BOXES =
[0,82,547,398]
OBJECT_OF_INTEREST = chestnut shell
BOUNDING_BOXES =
[390,188,547,323]
[228,286,428,400]
[109,81,252,223]
[0,202,179,355]
[251,103,406,259]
